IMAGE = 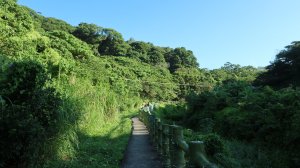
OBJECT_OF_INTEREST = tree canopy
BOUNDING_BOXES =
[72,23,102,44]
[256,41,300,88]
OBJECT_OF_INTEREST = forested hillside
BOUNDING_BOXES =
[0,0,299,167]
[156,40,300,167]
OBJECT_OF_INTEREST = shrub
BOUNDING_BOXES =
[0,60,63,167]
[202,133,226,156]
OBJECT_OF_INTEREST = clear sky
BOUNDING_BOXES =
[18,0,300,69]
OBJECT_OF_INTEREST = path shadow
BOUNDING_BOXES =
[45,119,132,168]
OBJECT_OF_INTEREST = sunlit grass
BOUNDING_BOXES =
[42,74,138,168]
[45,113,133,168]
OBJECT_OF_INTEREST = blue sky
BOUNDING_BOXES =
[18,0,300,69]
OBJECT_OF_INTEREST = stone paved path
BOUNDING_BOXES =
[121,117,163,168]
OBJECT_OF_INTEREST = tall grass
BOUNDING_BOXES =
[41,65,140,167]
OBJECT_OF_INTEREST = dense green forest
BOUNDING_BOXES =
[0,0,299,167]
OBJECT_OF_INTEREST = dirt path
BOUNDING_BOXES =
[121,117,163,168]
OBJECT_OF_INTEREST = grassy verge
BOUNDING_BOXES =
[44,111,135,168]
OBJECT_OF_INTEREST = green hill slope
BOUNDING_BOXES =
[0,0,178,167]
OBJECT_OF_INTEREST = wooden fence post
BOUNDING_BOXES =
[188,141,217,168]
[149,114,155,139]
[146,112,150,127]
[169,125,186,168]
[141,110,145,123]
[168,125,175,167]
[154,118,161,150]
[162,124,171,167]
[144,114,217,168]
[157,120,163,155]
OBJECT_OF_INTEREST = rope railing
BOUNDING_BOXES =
[139,109,218,168]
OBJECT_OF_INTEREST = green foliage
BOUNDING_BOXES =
[41,17,75,33]
[128,41,151,56]
[96,56,178,101]
[211,62,260,84]
[98,28,130,56]
[159,81,300,167]
[147,47,167,66]
[43,110,134,168]
[72,22,102,44]
[47,30,94,60]
[202,133,226,156]
[0,60,67,167]
[155,103,186,124]
[255,41,300,88]
[0,1,180,167]
[0,0,34,38]
[4,1,300,168]
[127,41,168,67]
[165,47,199,72]
[173,67,214,98]
[127,42,200,72]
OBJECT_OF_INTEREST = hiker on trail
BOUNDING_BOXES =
[140,102,156,114]
[149,102,154,112]
[144,103,150,114]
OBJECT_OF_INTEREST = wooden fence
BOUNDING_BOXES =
[139,110,218,168]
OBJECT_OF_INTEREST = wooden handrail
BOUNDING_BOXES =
[139,109,218,168]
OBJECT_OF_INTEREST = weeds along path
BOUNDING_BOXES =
[121,117,163,168]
